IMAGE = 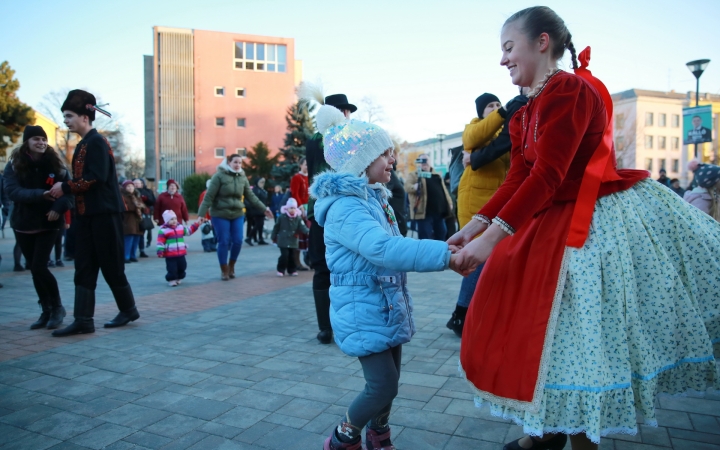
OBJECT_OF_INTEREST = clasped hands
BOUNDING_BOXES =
[447,219,504,276]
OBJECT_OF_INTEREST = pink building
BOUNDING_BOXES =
[144,26,301,183]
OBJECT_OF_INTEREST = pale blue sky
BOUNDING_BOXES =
[2,0,719,154]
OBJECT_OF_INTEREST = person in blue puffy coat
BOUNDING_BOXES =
[310,105,457,450]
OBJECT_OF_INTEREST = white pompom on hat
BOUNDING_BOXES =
[316,104,393,177]
[162,210,177,223]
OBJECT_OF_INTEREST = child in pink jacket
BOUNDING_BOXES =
[157,210,205,286]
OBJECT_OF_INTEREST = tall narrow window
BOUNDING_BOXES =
[658,136,666,149]
[671,137,679,149]
[645,158,653,171]
[645,135,653,149]
[615,136,625,150]
[671,114,680,128]
[615,113,626,129]
[659,159,666,171]
[672,159,679,172]
[658,113,667,127]
[645,112,654,126]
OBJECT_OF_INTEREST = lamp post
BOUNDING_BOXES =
[686,59,711,158]
[436,133,447,167]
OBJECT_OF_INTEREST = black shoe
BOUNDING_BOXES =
[55,260,64,267]
[257,240,269,245]
[13,265,24,272]
[46,306,66,329]
[64,255,74,261]
[104,307,140,328]
[139,252,149,258]
[503,434,567,450]
[52,318,95,337]
[30,303,51,330]
[47,260,56,268]
[446,305,468,338]
[317,329,333,344]
[244,238,255,246]
[129,258,139,263]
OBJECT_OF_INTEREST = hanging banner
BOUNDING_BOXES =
[683,105,713,145]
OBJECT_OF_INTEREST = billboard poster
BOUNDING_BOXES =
[683,105,713,145]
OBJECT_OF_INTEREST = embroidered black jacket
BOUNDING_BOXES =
[61,128,124,216]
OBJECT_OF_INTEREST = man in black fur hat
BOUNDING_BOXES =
[305,93,356,344]
[49,89,140,336]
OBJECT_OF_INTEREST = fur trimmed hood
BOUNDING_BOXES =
[310,171,391,227]
[217,159,245,176]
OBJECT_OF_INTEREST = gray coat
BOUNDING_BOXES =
[271,214,309,248]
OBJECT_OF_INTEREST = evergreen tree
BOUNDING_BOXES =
[271,101,316,186]
[243,141,280,183]
[0,61,35,157]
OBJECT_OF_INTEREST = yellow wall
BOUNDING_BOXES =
[32,111,59,148]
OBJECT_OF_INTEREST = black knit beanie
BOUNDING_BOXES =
[475,93,501,119]
[22,125,48,142]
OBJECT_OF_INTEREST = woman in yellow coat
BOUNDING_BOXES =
[447,93,507,336]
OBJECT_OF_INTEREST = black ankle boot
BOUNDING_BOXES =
[30,301,51,330]
[503,434,567,450]
[313,289,333,344]
[446,305,468,338]
[46,307,66,329]
[105,285,139,328]
[51,317,95,337]
[52,287,95,337]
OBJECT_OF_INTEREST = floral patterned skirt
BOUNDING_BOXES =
[480,180,720,443]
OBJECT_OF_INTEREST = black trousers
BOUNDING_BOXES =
[15,230,61,304]
[165,256,187,281]
[74,213,130,290]
[138,228,153,251]
[53,227,65,261]
[277,247,297,274]
[308,218,331,290]
[246,214,265,242]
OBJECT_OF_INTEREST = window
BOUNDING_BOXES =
[658,113,666,127]
[236,88,245,98]
[615,136,625,150]
[215,148,225,158]
[671,114,680,128]
[216,117,225,127]
[645,112,654,126]
[672,137,679,150]
[658,136,666,149]
[236,148,247,157]
[236,118,246,128]
[645,135,653,149]
[672,159,679,173]
[659,159,666,171]
[615,113,626,129]
[215,87,225,97]
[234,42,287,72]
[645,158,653,171]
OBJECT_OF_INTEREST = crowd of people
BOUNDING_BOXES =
[1,6,719,450]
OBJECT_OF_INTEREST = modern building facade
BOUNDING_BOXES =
[612,89,719,185]
[145,26,300,184]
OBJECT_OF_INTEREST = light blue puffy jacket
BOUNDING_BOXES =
[311,171,451,358]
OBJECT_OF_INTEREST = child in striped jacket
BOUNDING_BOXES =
[157,210,206,286]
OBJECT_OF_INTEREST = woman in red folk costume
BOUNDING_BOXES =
[449,6,720,450]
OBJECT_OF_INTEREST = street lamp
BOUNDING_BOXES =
[686,59,711,158]
[437,133,447,166]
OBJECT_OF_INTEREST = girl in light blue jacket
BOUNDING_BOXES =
[310,105,456,450]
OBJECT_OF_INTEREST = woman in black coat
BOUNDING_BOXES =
[3,126,74,329]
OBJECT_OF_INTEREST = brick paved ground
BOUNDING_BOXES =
[0,229,719,449]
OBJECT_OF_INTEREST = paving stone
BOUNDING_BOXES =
[690,414,720,435]
[13,374,66,391]
[70,423,134,450]
[667,427,720,445]
[143,414,207,439]
[666,439,720,450]
[283,381,346,403]
[275,398,330,420]
[640,425,671,447]
[122,431,173,448]
[0,366,45,385]
[0,423,30,445]
[98,374,161,393]
[397,384,438,402]
[226,388,293,412]
[162,396,234,420]
[187,434,255,450]
[1,431,61,450]
[46,442,95,449]
[249,377,298,394]
[83,358,147,374]
[263,412,310,429]
[423,395,453,412]
[158,430,209,450]
[454,416,511,443]
[204,363,264,380]
[72,370,121,386]
[27,411,103,440]
[197,421,244,439]
[392,427,451,450]
[0,404,61,427]
[191,383,242,401]
[253,424,325,450]
[215,406,271,428]
[444,435,498,450]
[98,403,171,428]
[655,409,693,430]
[233,421,278,444]
[301,412,339,434]
[398,371,448,389]
[390,406,462,435]
[658,396,720,416]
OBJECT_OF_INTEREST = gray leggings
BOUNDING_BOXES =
[344,345,402,435]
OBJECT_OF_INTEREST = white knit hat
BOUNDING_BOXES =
[316,105,393,176]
